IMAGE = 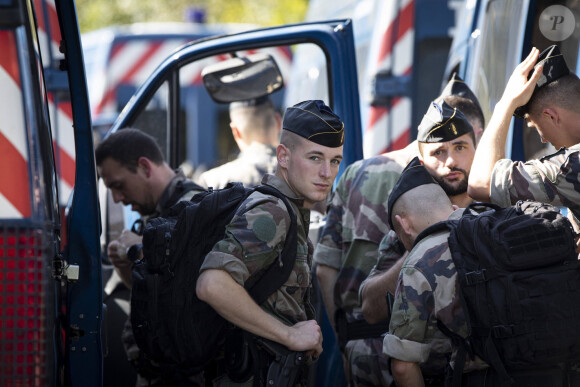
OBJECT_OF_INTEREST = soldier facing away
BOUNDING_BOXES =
[197,96,281,189]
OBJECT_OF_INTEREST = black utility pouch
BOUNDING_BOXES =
[224,328,253,383]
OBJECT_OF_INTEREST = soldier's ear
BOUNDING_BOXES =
[395,214,412,236]
[277,144,290,167]
[137,157,153,178]
[542,107,560,126]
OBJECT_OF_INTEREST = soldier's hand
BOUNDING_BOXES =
[500,47,543,109]
[286,320,323,358]
[107,230,142,269]
[118,229,142,249]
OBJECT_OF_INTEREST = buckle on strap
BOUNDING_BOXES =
[492,325,515,339]
[464,269,487,285]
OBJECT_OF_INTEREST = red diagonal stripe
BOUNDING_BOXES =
[0,30,20,88]
[52,140,75,188]
[110,41,128,60]
[34,0,62,45]
[378,128,411,154]
[95,41,164,115]
[47,94,73,120]
[377,0,415,63]
[0,132,31,217]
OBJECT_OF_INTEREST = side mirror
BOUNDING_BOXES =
[202,53,284,103]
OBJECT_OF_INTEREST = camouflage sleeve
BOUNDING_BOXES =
[313,186,346,270]
[200,193,291,286]
[358,230,404,302]
[384,233,462,364]
[490,150,580,218]
[383,266,432,363]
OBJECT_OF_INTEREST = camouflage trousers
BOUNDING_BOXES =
[344,338,393,387]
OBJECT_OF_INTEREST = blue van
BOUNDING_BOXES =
[3,0,367,385]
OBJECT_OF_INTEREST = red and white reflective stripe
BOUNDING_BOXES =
[35,0,76,204]
[34,0,62,68]
[0,30,31,219]
[363,0,414,156]
[48,95,75,200]
[94,39,191,117]
[94,41,293,119]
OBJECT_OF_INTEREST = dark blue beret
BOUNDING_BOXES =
[514,45,571,118]
[438,72,483,117]
[387,157,437,230]
[417,100,473,143]
[282,100,344,148]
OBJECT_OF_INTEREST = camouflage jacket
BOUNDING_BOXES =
[201,173,314,325]
[313,154,406,322]
[383,210,486,376]
[197,142,277,189]
[490,144,580,219]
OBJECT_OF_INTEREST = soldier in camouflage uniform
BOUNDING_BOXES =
[358,97,481,386]
[383,158,488,386]
[196,100,344,386]
[469,46,580,219]
[197,96,281,189]
[313,140,417,387]
[96,128,204,386]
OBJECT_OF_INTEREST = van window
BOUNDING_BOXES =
[471,0,526,124]
[132,80,170,159]
[125,44,299,176]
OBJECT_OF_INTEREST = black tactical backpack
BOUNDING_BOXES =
[416,200,580,386]
[130,182,298,378]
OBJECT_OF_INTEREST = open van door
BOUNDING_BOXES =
[0,0,102,385]
[105,19,363,386]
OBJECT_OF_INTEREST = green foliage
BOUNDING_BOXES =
[76,0,308,33]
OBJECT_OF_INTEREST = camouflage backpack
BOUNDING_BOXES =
[417,200,580,386]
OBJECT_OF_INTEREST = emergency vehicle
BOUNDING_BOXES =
[444,0,580,161]
[0,0,101,386]
[286,0,461,156]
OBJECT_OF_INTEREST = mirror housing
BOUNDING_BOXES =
[202,53,284,103]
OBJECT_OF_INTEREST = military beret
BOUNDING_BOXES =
[514,45,570,118]
[229,95,272,111]
[437,72,484,117]
[387,157,437,230]
[417,100,473,143]
[282,100,344,148]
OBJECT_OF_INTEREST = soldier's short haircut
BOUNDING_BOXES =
[278,129,303,151]
[230,99,278,140]
[391,184,453,236]
[95,128,165,173]
[528,73,580,117]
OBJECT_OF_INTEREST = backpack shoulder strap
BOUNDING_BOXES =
[164,180,206,210]
[245,185,298,305]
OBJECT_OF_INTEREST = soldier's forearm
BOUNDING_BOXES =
[468,99,514,202]
[315,264,339,329]
[196,268,295,347]
[361,256,404,324]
